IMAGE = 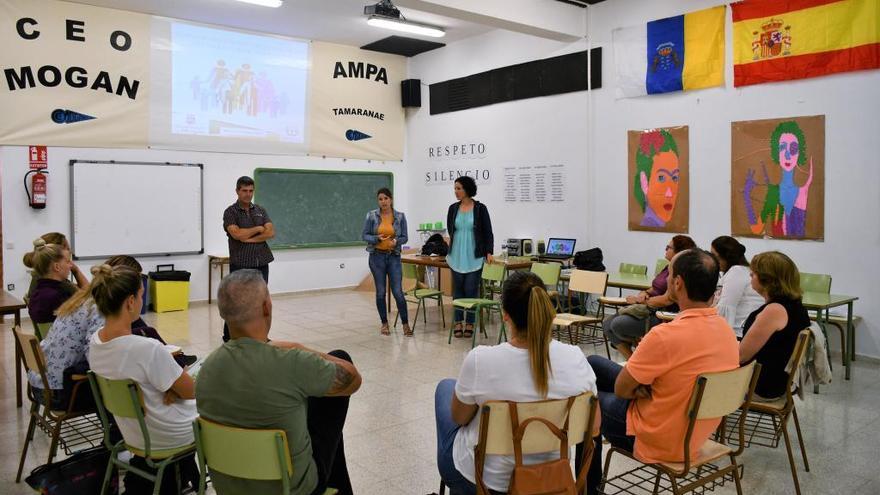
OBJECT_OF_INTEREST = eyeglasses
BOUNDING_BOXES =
[665,245,674,250]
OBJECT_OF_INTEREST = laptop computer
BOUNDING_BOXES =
[541,238,576,260]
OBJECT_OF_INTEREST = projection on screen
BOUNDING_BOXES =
[171,23,307,143]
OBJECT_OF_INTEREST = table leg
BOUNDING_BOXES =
[14,309,22,408]
[845,302,853,380]
[208,260,214,305]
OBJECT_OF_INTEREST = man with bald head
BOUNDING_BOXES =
[581,249,740,494]
[196,270,360,495]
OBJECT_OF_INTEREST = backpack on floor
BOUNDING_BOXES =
[25,446,118,495]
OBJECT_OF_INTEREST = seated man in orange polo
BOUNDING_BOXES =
[583,249,739,493]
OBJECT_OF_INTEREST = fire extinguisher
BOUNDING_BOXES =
[24,169,48,209]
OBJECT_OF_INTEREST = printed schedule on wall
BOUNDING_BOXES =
[503,164,566,203]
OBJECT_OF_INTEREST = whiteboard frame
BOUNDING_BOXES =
[69,160,205,260]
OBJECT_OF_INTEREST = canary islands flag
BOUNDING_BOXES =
[732,0,880,87]
[613,6,726,98]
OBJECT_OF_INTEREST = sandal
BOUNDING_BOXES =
[463,324,474,338]
[380,323,391,335]
[453,323,464,338]
[403,323,413,337]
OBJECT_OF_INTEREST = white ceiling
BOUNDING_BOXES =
[65,0,493,47]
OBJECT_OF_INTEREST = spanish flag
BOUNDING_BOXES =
[732,0,880,87]
[613,6,726,98]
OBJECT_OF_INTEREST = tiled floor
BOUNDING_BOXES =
[2,288,879,494]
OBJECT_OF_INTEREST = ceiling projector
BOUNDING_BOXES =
[364,0,400,18]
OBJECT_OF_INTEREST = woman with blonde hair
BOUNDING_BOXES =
[740,251,810,399]
[434,271,597,494]
[88,263,199,493]
[24,232,88,299]
[23,237,87,323]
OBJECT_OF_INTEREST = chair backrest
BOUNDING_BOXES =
[89,372,144,419]
[13,326,44,375]
[481,262,506,282]
[654,258,669,276]
[194,417,293,483]
[479,392,597,456]
[619,263,648,276]
[568,270,608,296]
[32,320,52,342]
[800,272,831,294]
[530,262,561,288]
[690,361,760,420]
[402,262,419,281]
[783,330,813,395]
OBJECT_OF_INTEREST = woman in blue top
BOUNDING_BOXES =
[446,176,494,339]
[362,188,411,336]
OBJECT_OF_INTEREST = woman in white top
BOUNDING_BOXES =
[87,264,199,494]
[434,271,597,494]
[711,236,764,337]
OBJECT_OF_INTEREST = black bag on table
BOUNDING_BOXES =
[25,446,118,494]
[421,233,449,256]
[573,247,605,271]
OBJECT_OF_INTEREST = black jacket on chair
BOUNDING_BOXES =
[447,200,494,261]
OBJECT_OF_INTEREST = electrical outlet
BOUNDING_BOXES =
[5,242,13,250]
[339,263,345,269]
[7,284,14,291]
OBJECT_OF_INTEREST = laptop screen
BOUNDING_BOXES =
[546,238,576,256]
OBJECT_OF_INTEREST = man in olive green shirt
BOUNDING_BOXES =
[196,270,361,495]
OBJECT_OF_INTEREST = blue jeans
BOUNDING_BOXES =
[369,252,408,324]
[451,269,482,324]
[582,355,636,495]
[435,379,481,495]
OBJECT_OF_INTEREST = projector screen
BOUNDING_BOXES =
[70,161,203,259]
[150,19,310,154]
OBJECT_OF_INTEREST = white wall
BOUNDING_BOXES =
[406,30,592,256]
[1,146,410,305]
[587,0,880,358]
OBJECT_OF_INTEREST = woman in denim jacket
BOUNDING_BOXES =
[362,188,411,336]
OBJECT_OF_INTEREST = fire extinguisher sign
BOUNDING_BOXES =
[29,145,47,170]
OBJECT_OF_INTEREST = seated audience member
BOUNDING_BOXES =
[585,249,739,494]
[24,238,87,324]
[740,251,811,400]
[603,235,697,358]
[711,236,764,337]
[88,264,199,494]
[436,271,597,495]
[24,232,88,301]
[196,270,360,495]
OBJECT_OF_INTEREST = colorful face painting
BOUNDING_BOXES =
[731,115,825,240]
[628,126,689,233]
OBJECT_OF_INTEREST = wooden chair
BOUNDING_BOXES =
[14,326,103,483]
[394,263,446,331]
[88,371,196,495]
[440,392,600,495]
[617,263,648,296]
[193,417,338,495]
[450,262,508,348]
[721,329,812,495]
[530,262,563,310]
[599,361,761,495]
[552,270,611,357]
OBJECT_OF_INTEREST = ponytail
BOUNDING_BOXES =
[90,264,141,317]
[22,238,66,278]
[501,271,557,398]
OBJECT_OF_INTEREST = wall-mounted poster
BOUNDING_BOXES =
[628,126,689,233]
[731,115,824,240]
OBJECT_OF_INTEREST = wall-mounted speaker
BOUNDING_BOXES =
[401,79,421,108]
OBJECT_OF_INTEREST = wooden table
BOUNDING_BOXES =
[1,291,27,407]
[207,255,230,304]
[561,271,653,291]
[803,292,859,380]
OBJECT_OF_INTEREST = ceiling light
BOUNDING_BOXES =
[234,0,283,8]
[367,16,445,38]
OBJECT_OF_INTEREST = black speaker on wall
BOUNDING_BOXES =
[401,79,421,108]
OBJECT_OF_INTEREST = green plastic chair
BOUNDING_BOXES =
[32,320,52,342]
[530,262,562,310]
[450,262,507,348]
[88,371,196,495]
[654,258,669,276]
[193,417,337,495]
[393,263,446,331]
[617,263,649,296]
[800,272,856,365]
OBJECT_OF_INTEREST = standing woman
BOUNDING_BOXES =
[446,176,494,339]
[362,188,411,336]
[23,238,87,324]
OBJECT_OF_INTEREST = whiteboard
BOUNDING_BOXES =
[70,161,203,259]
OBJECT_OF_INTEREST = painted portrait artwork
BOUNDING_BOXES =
[627,126,689,233]
[732,115,824,240]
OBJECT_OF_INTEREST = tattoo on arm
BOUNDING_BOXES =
[329,363,355,393]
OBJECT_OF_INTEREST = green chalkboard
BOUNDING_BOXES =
[254,168,394,249]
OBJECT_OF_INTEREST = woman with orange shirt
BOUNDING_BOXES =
[362,188,411,336]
